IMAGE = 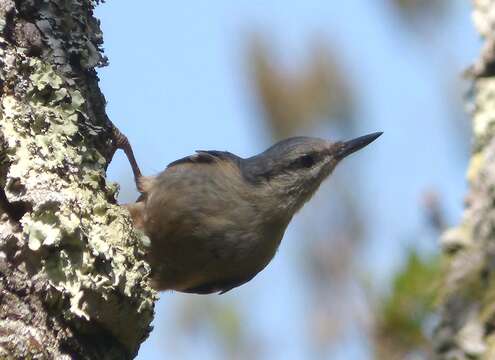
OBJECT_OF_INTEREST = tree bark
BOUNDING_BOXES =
[0,1,155,359]
[434,1,495,359]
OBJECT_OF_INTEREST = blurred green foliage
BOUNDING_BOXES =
[375,249,441,358]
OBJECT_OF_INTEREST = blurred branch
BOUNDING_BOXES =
[248,33,354,139]
[389,0,451,27]
[422,190,447,233]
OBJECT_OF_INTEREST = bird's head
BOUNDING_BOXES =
[242,132,382,214]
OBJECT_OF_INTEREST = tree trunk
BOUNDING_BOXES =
[434,1,495,359]
[0,1,155,359]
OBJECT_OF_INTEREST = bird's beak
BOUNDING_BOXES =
[334,132,383,159]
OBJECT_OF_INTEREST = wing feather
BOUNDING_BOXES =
[167,150,241,168]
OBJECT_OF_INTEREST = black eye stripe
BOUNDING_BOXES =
[288,153,319,169]
[299,154,315,167]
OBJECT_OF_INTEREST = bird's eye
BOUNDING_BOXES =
[300,154,315,167]
[291,154,315,169]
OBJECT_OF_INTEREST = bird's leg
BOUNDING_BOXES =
[109,122,144,193]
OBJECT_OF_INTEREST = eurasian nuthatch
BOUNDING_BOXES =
[112,128,382,294]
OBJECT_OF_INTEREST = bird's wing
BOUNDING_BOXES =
[167,150,241,168]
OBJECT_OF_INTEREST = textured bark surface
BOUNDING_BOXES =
[0,1,155,359]
[434,1,495,359]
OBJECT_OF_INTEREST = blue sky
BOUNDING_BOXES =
[96,1,478,359]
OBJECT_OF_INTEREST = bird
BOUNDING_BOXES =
[111,127,382,294]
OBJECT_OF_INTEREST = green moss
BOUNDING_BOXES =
[2,52,155,351]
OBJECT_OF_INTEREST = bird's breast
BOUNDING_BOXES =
[144,162,288,292]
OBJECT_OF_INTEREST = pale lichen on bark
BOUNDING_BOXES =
[0,0,155,359]
[434,1,495,359]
